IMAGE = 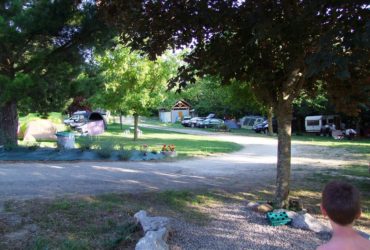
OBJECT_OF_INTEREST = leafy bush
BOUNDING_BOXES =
[96,142,113,159]
[25,142,40,151]
[78,136,96,151]
[218,124,229,131]
[118,150,132,161]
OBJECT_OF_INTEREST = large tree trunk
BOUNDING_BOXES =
[275,101,293,208]
[0,101,18,146]
[133,113,139,141]
[267,106,274,136]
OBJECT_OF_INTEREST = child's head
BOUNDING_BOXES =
[321,181,361,226]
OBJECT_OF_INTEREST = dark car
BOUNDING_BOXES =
[198,118,224,128]
[253,120,277,133]
[189,117,205,128]
[181,116,192,127]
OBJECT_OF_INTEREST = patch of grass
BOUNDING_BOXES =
[77,136,97,151]
[290,164,370,231]
[155,190,224,222]
[1,191,233,249]
[291,135,370,156]
[75,123,243,157]
[340,165,370,177]
[32,236,51,250]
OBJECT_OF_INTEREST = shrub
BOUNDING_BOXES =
[78,136,96,151]
[118,150,132,161]
[218,124,229,132]
[25,142,40,151]
[96,142,113,159]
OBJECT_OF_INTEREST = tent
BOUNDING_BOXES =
[23,120,57,141]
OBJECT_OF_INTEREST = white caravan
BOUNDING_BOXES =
[305,115,340,133]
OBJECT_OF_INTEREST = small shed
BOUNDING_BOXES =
[158,108,171,123]
[171,100,191,123]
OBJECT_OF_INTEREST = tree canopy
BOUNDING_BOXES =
[0,0,113,145]
[92,45,178,139]
[101,0,370,207]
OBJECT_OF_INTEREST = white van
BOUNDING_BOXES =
[305,115,340,133]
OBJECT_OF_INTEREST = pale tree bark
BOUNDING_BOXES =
[0,101,18,146]
[275,101,293,208]
[119,112,123,130]
[267,106,274,136]
[133,113,139,141]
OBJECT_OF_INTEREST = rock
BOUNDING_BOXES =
[255,204,273,213]
[290,213,331,233]
[134,210,171,250]
[135,228,169,250]
[273,209,299,219]
[134,210,170,233]
[289,198,303,211]
[246,201,259,210]
[272,209,331,233]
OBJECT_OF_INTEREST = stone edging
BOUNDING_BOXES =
[134,210,171,250]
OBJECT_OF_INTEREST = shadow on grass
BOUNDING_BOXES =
[1,190,242,249]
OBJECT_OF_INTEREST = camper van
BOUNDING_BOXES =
[305,115,340,134]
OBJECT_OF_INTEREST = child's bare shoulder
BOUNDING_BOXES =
[316,243,336,250]
[317,236,370,250]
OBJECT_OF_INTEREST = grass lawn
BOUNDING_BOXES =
[85,123,242,157]
[17,122,242,158]
[0,191,227,249]
[19,112,65,125]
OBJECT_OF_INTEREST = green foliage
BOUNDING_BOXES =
[91,46,179,116]
[0,0,114,145]
[96,142,114,159]
[78,136,96,151]
[117,150,132,161]
[25,142,40,151]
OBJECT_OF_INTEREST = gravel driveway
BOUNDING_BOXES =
[0,126,364,201]
[1,126,367,249]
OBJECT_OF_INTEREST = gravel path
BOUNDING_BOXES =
[0,125,367,249]
[0,126,365,201]
[169,202,330,250]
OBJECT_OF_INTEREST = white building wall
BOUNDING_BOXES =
[159,111,171,123]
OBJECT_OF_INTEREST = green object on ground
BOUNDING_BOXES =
[266,211,292,226]
[55,132,73,137]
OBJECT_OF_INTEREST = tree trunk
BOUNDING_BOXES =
[133,113,139,141]
[119,112,123,130]
[275,101,293,208]
[0,101,18,146]
[267,106,273,136]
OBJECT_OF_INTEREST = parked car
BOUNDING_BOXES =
[240,116,265,130]
[253,119,277,133]
[189,117,205,128]
[181,116,192,127]
[65,111,90,128]
[198,118,224,128]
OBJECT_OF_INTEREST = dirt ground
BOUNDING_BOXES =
[0,127,366,201]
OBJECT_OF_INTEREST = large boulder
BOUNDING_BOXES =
[23,120,57,141]
[135,228,169,250]
[274,209,331,233]
[134,210,171,250]
[134,210,170,233]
